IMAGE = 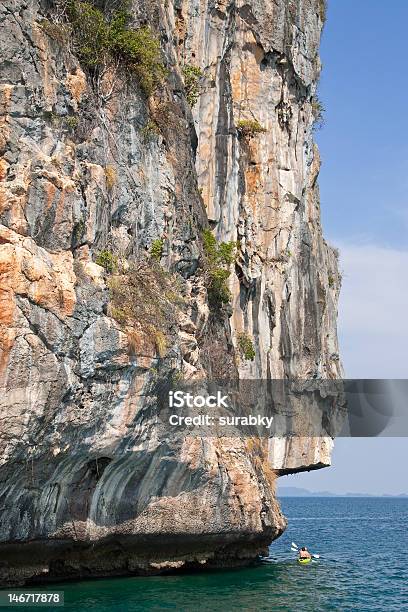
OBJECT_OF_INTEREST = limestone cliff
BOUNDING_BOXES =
[0,0,341,585]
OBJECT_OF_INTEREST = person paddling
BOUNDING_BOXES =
[299,546,312,560]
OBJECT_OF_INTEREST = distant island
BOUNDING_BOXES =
[277,486,408,498]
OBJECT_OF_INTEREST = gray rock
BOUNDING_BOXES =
[0,0,341,585]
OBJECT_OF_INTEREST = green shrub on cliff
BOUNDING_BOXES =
[236,119,267,138]
[48,1,166,96]
[111,23,167,96]
[66,1,109,67]
[311,96,325,129]
[237,332,256,361]
[64,115,79,131]
[141,119,160,141]
[202,229,236,309]
[203,230,235,266]
[95,249,117,273]
[182,64,203,106]
[150,238,164,260]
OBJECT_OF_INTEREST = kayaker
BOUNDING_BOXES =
[299,547,311,560]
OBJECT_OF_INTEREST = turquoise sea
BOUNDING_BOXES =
[49,498,408,610]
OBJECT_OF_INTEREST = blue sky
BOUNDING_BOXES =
[318,0,408,253]
[279,0,408,495]
[317,0,408,379]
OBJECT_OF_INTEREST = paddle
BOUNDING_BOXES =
[291,542,320,559]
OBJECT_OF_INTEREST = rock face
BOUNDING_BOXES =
[0,0,341,585]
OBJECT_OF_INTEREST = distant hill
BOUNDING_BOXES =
[277,486,408,498]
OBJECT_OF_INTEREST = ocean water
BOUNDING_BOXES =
[55,498,407,611]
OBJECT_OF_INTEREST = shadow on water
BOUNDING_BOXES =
[47,498,407,612]
[58,560,329,612]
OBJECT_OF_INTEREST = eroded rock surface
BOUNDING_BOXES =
[0,0,341,585]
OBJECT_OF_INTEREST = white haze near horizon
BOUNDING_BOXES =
[279,245,408,496]
[338,244,408,379]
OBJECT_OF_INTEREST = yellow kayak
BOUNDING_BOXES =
[298,557,312,565]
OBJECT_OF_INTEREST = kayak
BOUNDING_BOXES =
[298,557,312,565]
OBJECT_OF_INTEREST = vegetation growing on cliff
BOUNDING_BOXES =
[141,119,160,141]
[108,261,184,357]
[237,332,256,361]
[182,64,203,107]
[318,0,328,23]
[42,109,79,132]
[150,238,164,260]
[44,1,166,96]
[65,115,79,131]
[202,229,236,309]
[96,249,118,273]
[237,119,267,138]
[104,165,117,190]
[311,96,325,129]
